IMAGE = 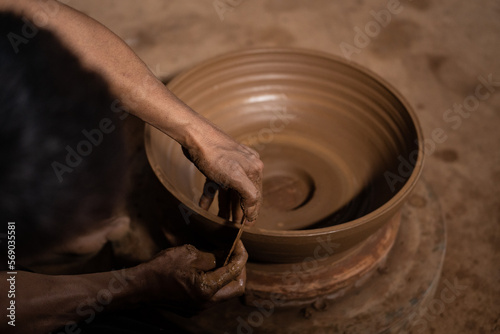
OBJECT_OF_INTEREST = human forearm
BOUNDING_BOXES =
[0,243,247,333]
[0,268,146,334]
[0,0,206,147]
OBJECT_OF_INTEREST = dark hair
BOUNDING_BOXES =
[0,12,128,259]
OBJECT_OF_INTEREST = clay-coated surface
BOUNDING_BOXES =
[244,212,400,306]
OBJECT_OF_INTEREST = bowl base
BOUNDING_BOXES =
[244,212,400,306]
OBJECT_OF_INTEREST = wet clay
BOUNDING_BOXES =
[145,48,424,263]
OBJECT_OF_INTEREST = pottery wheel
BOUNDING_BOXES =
[158,179,446,333]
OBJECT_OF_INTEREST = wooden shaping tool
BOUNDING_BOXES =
[223,216,246,266]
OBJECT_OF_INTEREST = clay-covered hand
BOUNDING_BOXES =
[182,126,263,224]
[141,241,247,314]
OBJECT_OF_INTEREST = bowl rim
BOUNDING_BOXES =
[145,47,425,238]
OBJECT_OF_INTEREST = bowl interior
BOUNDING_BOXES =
[146,49,420,233]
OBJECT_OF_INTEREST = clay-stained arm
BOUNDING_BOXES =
[0,268,146,334]
[0,0,263,222]
[0,242,247,334]
[0,0,203,146]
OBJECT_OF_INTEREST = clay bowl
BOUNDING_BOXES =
[145,48,423,263]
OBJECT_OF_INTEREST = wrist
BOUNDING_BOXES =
[149,92,210,148]
[108,265,152,306]
[128,261,168,304]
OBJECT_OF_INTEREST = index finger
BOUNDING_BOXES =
[210,266,247,302]
[231,168,262,223]
[199,178,219,210]
[241,149,263,222]
[203,241,248,292]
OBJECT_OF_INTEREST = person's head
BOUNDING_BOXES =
[0,12,129,267]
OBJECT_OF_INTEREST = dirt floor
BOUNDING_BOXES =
[70,1,500,333]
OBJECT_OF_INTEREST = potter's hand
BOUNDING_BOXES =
[142,241,247,314]
[183,126,263,224]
